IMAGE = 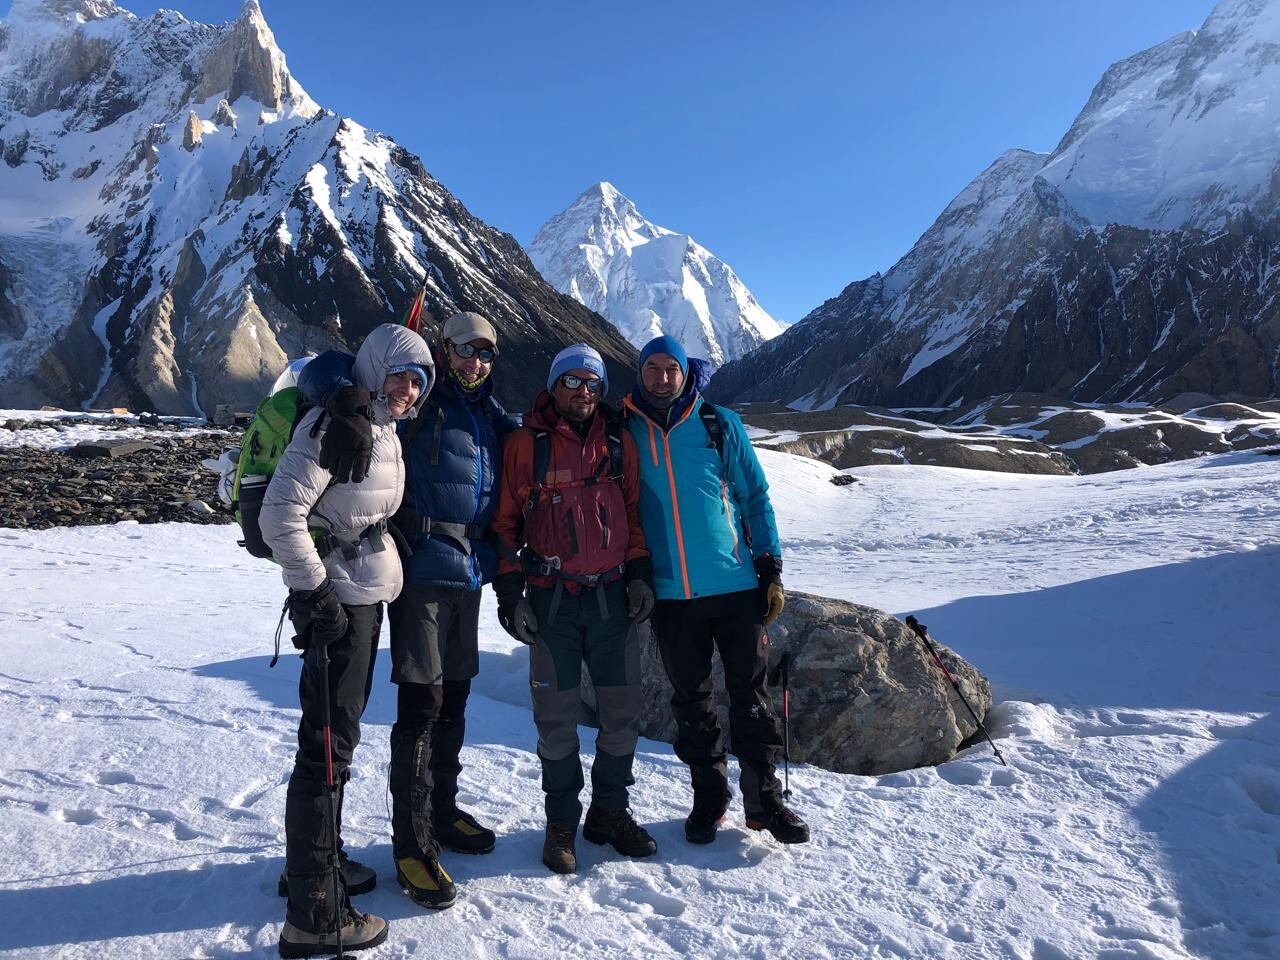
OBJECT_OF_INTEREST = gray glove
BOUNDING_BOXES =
[626,579,655,622]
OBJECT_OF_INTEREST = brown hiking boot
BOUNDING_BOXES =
[278,907,388,958]
[542,822,577,874]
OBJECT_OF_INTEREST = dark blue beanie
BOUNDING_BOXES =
[639,335,688,375]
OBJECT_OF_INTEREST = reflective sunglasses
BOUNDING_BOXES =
[450,340,498,363]
[557,374,604,394]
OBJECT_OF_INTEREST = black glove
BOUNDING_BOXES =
[288,579,349,649]
[754,555,784,626]
[494,572,537,644]
[318,386,374,484]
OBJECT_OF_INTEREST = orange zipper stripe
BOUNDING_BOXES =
[662,430,691,599]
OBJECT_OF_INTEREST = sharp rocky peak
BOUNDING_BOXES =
[4,0,129,25]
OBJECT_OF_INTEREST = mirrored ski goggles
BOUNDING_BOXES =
[449,341,498,363]
[557,374,605,394]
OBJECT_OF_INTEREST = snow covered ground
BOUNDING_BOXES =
[0,409,223,451]
[0,447,1277,959]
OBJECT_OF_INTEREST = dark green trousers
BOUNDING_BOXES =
[527,580,641,827]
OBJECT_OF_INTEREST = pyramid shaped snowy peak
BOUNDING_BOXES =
[1036,0,1280,230]
[529,182,784,366]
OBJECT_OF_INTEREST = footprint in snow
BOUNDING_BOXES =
[591,871,686,918]
[59,808,101,825]
[935,763,987,786]
[96,770,136,786]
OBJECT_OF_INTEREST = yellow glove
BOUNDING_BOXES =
[763,581,785,626]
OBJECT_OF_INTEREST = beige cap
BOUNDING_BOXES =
[441,311,498,346]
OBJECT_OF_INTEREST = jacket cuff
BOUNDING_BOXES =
[493,571,526,606]
[753,554,782,581]
[625,556,653,585]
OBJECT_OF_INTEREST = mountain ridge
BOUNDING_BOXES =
[711,0,1280,410]
[0,0,636,414]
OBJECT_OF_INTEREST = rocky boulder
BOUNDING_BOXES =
[582,591,993,776]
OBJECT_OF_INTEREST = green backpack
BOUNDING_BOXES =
[233,386,308,559]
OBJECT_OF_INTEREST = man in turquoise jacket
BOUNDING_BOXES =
[622,335,808,846]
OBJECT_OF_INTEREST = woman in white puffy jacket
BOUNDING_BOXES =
[261,323,433,958]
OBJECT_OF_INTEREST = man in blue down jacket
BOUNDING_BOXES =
[307,311,517,911]
[622,335,809,847]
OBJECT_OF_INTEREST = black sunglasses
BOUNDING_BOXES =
[557,374,604,394]
[450,341,498,363]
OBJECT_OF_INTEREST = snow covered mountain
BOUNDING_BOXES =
[712,0,1280,409]
[529,182,783,367]
[0,0,636,415]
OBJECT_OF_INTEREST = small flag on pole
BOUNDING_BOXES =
[402,283,426,334]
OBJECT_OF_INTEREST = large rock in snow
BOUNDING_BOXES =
[582,591,993,776]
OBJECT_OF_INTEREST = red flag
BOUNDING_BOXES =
[402,284,426,334]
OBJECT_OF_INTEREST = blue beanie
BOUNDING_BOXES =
[547,343,608,395]
[639,335,688,375]
[387,363,430,389]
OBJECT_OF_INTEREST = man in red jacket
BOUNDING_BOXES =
[491,344,657,875]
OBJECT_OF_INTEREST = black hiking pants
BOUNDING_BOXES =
[652,589,784,817]
[284,602,381,932]
[527,580,641,828]
[388,583,481,859]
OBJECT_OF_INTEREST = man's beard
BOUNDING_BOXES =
[640,383,678,410]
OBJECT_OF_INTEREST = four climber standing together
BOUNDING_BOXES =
[254,314,807,958]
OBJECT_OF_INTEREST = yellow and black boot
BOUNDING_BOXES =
[395,855,456,910]
[434,807,496,855]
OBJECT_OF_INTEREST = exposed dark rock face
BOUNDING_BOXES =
[711,2,1280,411]
[0,1,636,417]
[712,216,1280,411]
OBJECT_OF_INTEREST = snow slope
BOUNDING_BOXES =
[712,0,1280,410]
[0,0,634,415]
[0,446,1277,959]
[530,182,784,367]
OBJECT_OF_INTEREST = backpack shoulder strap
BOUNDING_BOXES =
[602,407,625,482]
[525,428,552,516]
[699,401,725,464]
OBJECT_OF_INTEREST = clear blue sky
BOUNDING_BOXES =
[5,0,1217,322]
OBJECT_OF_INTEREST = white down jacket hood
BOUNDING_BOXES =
[259,324,435,605]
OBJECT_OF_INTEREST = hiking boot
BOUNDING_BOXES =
[582,805,658,858]
[684,805,727,845]
[278,908,388,958]
[542,822,577,874]
[277,850,376,898]
[395,855,456,910]
[745,803,810,844]
[434,807,496,855]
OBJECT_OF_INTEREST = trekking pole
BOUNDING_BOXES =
[316,644,347,958]
[768,648,793,799]
[904,616,1006,767]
